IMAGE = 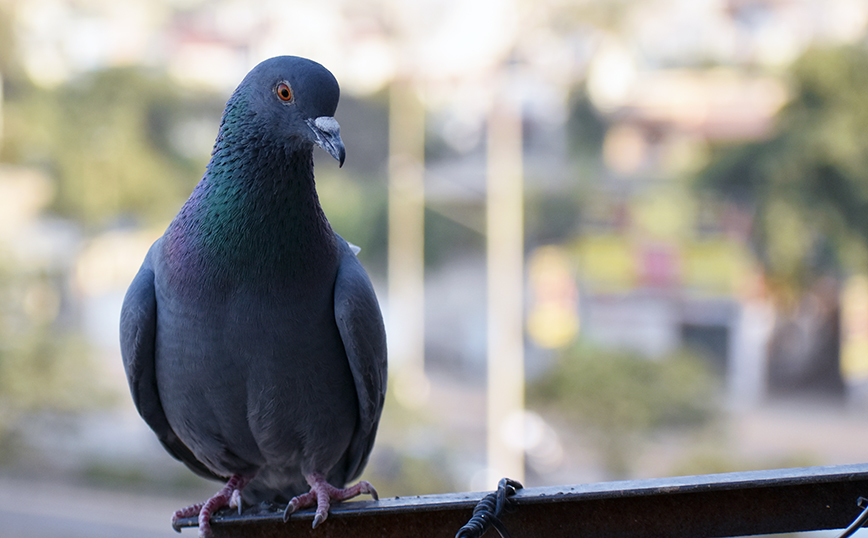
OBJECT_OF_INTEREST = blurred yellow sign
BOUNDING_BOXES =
[527,246,580,349]
[682,239,751,295]
[576,235,636,293]
[574,234,750,296]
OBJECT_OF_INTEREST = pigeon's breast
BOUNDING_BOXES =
[152,254,359,482]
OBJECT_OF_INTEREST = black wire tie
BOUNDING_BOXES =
[455,477,523,538]
[836,496,868,538]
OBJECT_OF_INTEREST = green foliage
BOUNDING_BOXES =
[525,190,583,244]
[528,343,719,477]
[423,207,484,268]
[566,88,607,161]
[80,460,215,495]
[699,45,868,288]
[0,327,102,412]
[0,257,115,453]
[2,68,223,227]
[667,449,820,478]
[363,448,456,497]
[316,168,389,265]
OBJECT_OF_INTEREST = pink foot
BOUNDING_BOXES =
[283,473,378,528]
[171,474,250,537]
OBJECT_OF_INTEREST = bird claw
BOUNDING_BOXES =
[283,491,314,522]
[229,489,244,515]
[283,473,378,528]
[282,498,298,522]
[360,481,379,501]
[170,475,249,538]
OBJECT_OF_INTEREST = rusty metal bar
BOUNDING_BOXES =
[174,463,868,537]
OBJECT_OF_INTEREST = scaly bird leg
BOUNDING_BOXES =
[283,473,378,528]
[172,474,250,538]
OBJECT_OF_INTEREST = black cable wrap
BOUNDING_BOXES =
[836,497,868,538]
[455,478,523,538]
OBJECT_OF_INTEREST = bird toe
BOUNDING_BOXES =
[283,473,379,528]
[172,502,204,532]
[312,510,328,528]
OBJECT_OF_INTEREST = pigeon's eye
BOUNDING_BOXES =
[276,82,293,102]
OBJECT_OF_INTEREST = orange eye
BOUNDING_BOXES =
[276,82,293,102]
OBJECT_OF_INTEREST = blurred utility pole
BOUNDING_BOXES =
[388,79,429,407]
[486,77,525,486]
[0,72,4,145]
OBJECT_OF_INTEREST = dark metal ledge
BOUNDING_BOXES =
[175,463,868,537]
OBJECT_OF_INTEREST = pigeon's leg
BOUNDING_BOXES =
[283,472,378,528]
[171,474,250,538]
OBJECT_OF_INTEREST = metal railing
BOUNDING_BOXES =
[175,463,868,537]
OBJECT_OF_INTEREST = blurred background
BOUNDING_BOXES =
[2,0,868,536]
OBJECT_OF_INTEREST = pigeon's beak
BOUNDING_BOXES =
[306,116,346,167]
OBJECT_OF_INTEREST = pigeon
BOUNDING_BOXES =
[119,56,387,537]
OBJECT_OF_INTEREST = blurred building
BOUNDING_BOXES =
[1,0,868,494]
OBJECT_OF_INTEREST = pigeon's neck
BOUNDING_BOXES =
[166,142,336,285]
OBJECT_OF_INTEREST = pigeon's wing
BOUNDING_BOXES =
[333,236,388,482]
[120,241,221,481]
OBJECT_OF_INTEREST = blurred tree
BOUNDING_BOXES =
[0,41,227,462]
[316,166,389,270]
[701,45,868,288]
[566,88,607,164]
[0,254,112,460]
[528,343,718,478]
[0,4,17,77]
[2,68,223,227]
[698,45,868,396]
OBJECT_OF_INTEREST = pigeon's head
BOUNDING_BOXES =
[227,56,346,167]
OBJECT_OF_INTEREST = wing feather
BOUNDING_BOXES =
[119,241,222,481]
[332,236,388,481]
